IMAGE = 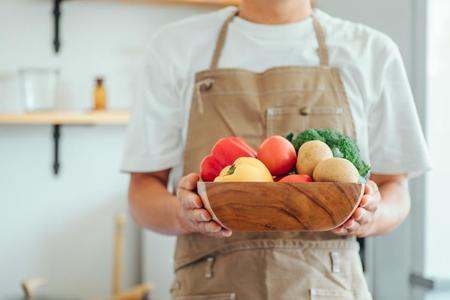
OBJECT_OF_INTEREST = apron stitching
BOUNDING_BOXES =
[197,89,345,97]
[257,65,266,136]
[267,107,343,115]
[196,66,334,78]
[175,239,358,271]
[334,69,358,141]
[262,88,346,94]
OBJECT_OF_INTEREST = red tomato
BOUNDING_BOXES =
[279,174,313,183]
[257,136,297,176]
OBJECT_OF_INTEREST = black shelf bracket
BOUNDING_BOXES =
[52,0,63,53]
[52,124,61,175]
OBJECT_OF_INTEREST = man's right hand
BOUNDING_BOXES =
[176,173,232,238]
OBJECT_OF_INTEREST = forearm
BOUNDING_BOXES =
[128,173,187,236]
[368,175,410,236]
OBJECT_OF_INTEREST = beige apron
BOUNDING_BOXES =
[173,11,372,300]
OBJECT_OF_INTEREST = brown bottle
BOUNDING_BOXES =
[93,77,107,110]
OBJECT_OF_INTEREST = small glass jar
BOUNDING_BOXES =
[93,77,107,110]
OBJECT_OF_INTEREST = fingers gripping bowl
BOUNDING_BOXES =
[198,129,370,232]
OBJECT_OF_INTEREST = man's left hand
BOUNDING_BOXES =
[333,180,381,237]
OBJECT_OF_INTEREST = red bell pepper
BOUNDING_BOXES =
[200,137,257,182]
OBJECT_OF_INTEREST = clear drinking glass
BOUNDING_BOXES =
[19,68,59,112]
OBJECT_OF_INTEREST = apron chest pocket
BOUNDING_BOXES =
[266,106,344,137]
[174,292,236,300]
[309,288,372,300]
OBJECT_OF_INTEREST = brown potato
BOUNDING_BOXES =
[296,141,333,176]
[313,158,360,183]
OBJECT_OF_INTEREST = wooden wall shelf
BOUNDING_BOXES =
[0,111,129,175]
[0,111,129,125]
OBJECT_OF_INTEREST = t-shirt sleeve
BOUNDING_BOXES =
[368,45,431,177]
[121,41,183,173]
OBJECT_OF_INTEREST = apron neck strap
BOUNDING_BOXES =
[210,11,238,70]
[210,10,330,70]
[311,15,329,66]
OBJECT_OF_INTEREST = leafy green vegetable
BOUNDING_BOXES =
[285,132,295,144]
[331,147,344,158]
[290,129,325,151]
[287,129,371,178]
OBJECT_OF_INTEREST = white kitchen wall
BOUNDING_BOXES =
[424,1,450,299]
[0,1,210,299]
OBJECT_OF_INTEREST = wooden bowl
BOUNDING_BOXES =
[197,182,364,232]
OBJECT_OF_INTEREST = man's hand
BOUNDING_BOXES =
[333,180,381,237]
[176,173,232,238]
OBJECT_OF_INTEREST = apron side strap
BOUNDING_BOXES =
[312,16,330,67]
[210,10,239,70]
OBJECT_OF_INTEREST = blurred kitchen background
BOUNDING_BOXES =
[0,0,449,299]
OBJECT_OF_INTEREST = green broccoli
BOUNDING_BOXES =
[290,129,325,151]
[287,129,371,178]
[285,132,295,144]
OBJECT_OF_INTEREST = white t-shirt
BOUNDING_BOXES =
[121,7,431,188]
